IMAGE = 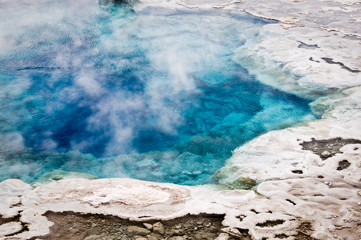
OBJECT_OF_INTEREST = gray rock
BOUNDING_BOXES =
[203,220,212,227]
[215,233,230,240]
[173,229,185,235]
[165,228,175,236]
[169,237,184,240]
[147,235,159,240]
[128,226,151,236]
[196,219,204,225]
[84,235,104,240]
[135,237,148,240]
[153,222,165,235]
[194,232,214,240]
[321,151,331,158]
[143,223,153,230]
[194,232,204,240]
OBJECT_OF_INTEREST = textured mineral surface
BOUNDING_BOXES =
[1,0,361,239]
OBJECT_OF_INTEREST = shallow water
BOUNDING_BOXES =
[0,0,316,184]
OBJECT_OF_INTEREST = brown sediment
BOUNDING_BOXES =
[36,211,239,240]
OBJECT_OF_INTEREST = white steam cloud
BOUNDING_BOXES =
[1,0,301,185]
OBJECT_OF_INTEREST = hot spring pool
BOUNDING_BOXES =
[0,0,316,185]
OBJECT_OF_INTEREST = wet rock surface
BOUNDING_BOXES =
[37,212,237,240]
[337,159,351,171]
[300,137,361,160]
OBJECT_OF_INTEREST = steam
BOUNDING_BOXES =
[0,0,315,184]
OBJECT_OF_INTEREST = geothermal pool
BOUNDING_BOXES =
[0,0,315,185]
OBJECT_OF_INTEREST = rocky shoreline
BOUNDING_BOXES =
[39,212,238,240]
[1,0,361,239]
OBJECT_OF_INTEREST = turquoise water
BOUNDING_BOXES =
[0,0,315,185]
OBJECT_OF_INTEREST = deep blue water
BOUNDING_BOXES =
[0,0,316,185]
